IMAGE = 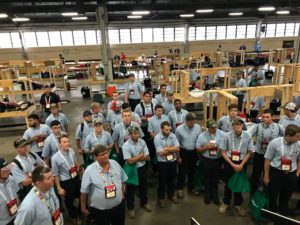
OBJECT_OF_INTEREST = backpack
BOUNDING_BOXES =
[13,152,37,171]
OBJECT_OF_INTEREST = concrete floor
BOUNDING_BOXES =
[0,78,299,225]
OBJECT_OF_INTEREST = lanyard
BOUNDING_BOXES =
[122,122,131,137]
[260,123,275,140]
[0,184,14,202]
[51,134,60,151]
[175,111,182,123]
[129,81,135,89]
[58,150,74,170]
[209,133,216,141]
[232,132,243,150]
[93,131,102,145]
[281,137,294,157]
[34,187,57,215]
[84,122,93,133]
[96,162,114,185]
[45,96,51,104]
[162,135,169,147]
[16,155,33,174]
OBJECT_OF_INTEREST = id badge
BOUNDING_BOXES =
[7,198,18,216]
[209,147,217,156]
[281,157,292,172]
[124,136,129,142]
[166,153,174,161]
[37,141,44,148]
[46,103,50,109]
[261,140,269,150]
[105,185,116,199]
[231,150,240,162]
[129,89,135,95]
[176,122,183,128]
[52,209,62,225]
[69,166,78,179]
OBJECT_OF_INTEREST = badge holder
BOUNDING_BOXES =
[69,166,78,179]
[281,157,292,172]
[52,209,62,225]
[209,146,217,156]
[176,122,183,128]
[231,150,240,162]
[261,140,269,150]
[7,198,18,216]
[166,153,174,161]
[46,104,51,109]
[129,89,135,95]
[146,113,153,121]
[37,136,45,148]
[105,185,116,199]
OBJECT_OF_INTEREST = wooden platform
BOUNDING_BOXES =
[0,105,36,128]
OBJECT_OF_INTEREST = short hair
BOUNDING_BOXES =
[228,103,238,111]
[122,109,131,116]
[143,91,151,97]
[91,102,101,109]
[28,114,39,120]
[160,84,166,89]
[128,126,139,134]
[161,121,171,129]
[50,120,61,127]
[32,166,51,184]
[186,112,196,121]
[285,124,300,137]
[128,73,135,77]
[262,108,274,116]
[155,104,163,110]
[174,99,182,105]
[145,88,153,93]
[58,133,69,143]
[94,144,108,157]
[112,91,119,95]
[121,102,131,110]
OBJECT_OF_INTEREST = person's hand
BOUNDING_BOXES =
[263,176,270,186]
[141,116,147,121]
[81,208,90,217]
[78,148,83,155]
[58,188,66,197]
[78,166,85,175]
[231,164,242,172]
[297,171,300,177]
[235,164,243,173]
[158,150,168,156]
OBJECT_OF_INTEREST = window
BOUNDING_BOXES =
[188,26,196,41]
[226,25,236,39]
[119,29,130,44]
[131,28,142,43]
[260,24,267,38]
[276,23,285,37]
[196,27,205,40]
[294,23,299,36]
[153,28,163,42]
[23,32,37,47]
[73,30,85,45]
[175,27,184,41]
[217,26,226,40]
[48,31,62,46]
[285,23,295,36]
[10,32,22,48]
[36,32,49,47]
[0,33,12,48]
[206,26,216,40]
[236,25,246,39]
[142,28,152,43]
[266,24,276,37]
[164,27,174,42]
[246,25,256,38]
[96,30,102,44]
[61,31,73,46]
[85,30,97,45]
[108,29,119,44]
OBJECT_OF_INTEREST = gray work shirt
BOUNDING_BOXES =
[106,110,122,130]
[175,123,202,150]
[122,138,149,168]
[126,80,143,100]
[155,94,167,105]
[217,115,247,132]
[23,124,51,153]
[45,113,70,132]
[196,129,226,159]
[235,78,247,95]
[251,96,265,111]
[154,132,180,162]
[42,132,66,159]
[80,160,128,210]
[265,137,300,171]
[112,121,144,148]
[75,121,94,148]
[279,114,300,128]
[168,109,188,132]
[249,122,284,155]
[148,114,170,135]
[107,100,124,112]
[219,130,254,160]
[11,153,44,185]
[15,187,63,225]
[92,112,106,123]
[162,100,175,115]
[114,112,141,126]
[0,176,20,224]
[51,148,77,181]
[84,131,114,151]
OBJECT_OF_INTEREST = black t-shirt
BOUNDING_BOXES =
[40,92,61,113]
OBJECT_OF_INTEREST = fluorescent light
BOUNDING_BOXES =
[61,12,78,17]
[258,6,275,12]
[196,9,214,13]
[12,18,30,22]
[132,11,150,15]
[276,10,290,15]
[180,14,194,18]
[72,16,88,20]
[229,12,243,16]
[0,13,8,18]
[127,15,142,19]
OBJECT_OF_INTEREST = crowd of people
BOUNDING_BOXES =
[1,73,300,225]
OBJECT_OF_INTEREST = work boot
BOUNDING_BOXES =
[128,209,136,219]
[158,199,166,208]
[177,190,184,199]
[143,203,152,212]
[235,206,247,217]
[218,203,229,214]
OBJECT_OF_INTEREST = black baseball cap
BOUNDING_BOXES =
[14,138,29,148]
[83,110,92,117]
[0,158,8,169]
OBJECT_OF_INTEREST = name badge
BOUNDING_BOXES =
[37,141,44,148]
[46,104,51,109]
[261,140,269,150]
[231,150,240,162]
[105,185,116,199]
[129,89,135,95]
[166,153,174,161]
[281,157,292,172]
[209,147,217,156]
[7,198,18,216]
[69,166,78,179]
[52,209,62,225]
[176,122,183,128]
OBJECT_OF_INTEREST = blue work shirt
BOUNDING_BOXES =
[75,121,94,148]
[148,114,170,135]
[45,113,70,132]
[154,132,180,162]
[175,123,202,150]
[168,109,188,132]
[126,80,144,100]
[23,124,51,153]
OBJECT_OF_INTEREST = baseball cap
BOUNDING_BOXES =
[14,138,29,148]
[167,91,174,96]
[93,118,103,125]
[0,158,8,169]
[50,103,58,108]
[116,101,122,108]
[206,119,217,128]
[283,102,297,111]
[232,117,244,125]
[83,110,92,117]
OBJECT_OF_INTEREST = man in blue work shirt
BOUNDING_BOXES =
[279,102,300,128]
[162,91,175,115]
[155,84,167,105]
[168,99,188,132]
[125,73,144,111]
[45,103,70,135]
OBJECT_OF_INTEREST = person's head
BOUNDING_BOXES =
[0,158,10,180]
[174,99,182,111]
[91,102,101,113]
[236,71,243,80]
[283,102,297,117]
[121,102,131,111]
[83,110,93,122]
[32,166,53,192]
[143,91,152,104]
[161,121,171,137]
[94,145,109,165]
[114,101,122,113]
[160,84,167,94]
[146,88,154,98]
[44,85,51,95]
[185,112,197,128]
[155,104,164,117]
[27,114,40,127]
[93,118,103,133]
[284,124,300,144]
[50,103,59,115]
[262,108,274,125]
[129,73,135,82]
[112,91,119,101]
[50,120,61,135]
[128,126,140,141]
[206,119,217,134]
[58,134,70,150]
[167,91,174,102]
[228,104,238,118]
[232,117,244,135]
[122,109,132,124]
[14,138,29,156]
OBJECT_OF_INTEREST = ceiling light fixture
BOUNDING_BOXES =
[61,12,78,17]
[180,14,194,18]
[132,11,150,15]
[196,9,214,13]
[258,6,275,12]
[0,13,8,18]
[12,17,30,22]
[72,16,88,20]
[127,15,142,19]
[276,10,290,15]
[229,12,243,16]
